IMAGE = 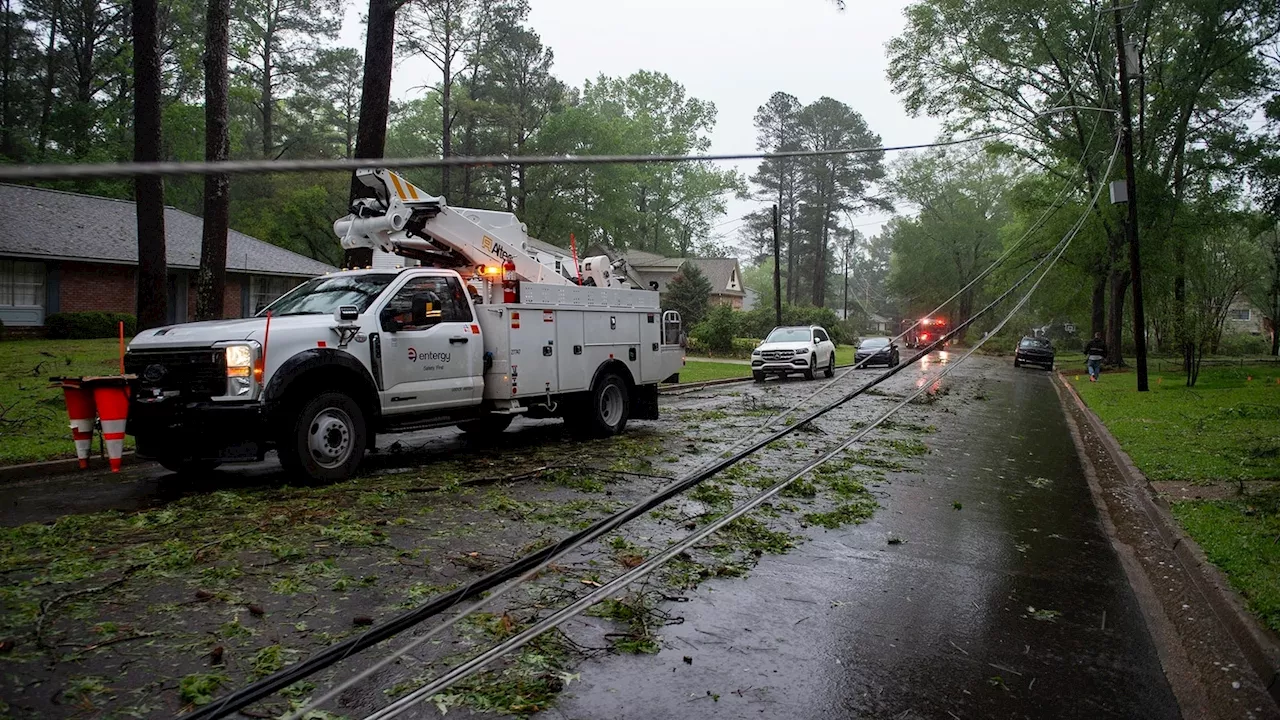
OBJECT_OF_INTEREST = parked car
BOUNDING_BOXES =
[1014,336,1055,369]
[751,325,837,382]
[854,337,900,368]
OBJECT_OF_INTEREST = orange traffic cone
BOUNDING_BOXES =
[62,385,96,469]
[92,384,129,472]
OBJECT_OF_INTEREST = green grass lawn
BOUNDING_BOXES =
[1070,364,1280,483]
[667,360,750,384]
[0,338,133,464]
[1071,363,1280,633]
[1172,487,1280,632]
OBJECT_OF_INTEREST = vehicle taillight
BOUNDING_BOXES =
[921,333,930,341]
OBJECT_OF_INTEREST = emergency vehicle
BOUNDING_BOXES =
[900,316,948,348]
[123,169,685,482]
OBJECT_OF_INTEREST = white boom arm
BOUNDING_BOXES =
[333,169,627,288]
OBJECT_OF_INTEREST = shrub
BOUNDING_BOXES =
[740,304,854,345]
[692,304,739,353]
[1217,332,1270,356]
[45,312,137,339]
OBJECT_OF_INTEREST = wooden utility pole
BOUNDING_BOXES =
[772,204,782,327]
[1113,0,1149,391]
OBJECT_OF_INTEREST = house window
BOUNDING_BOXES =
[1228,308,1251,321]
[0,260,45,326]
[250,275,299,316]
[727,267,741,292]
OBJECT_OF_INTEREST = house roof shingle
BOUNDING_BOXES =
[0,184,335,277]
[686,257,744,297]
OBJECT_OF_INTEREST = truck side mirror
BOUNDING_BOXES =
[379,306,402,332]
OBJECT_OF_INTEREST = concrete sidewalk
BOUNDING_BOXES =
[543,359,1186,719]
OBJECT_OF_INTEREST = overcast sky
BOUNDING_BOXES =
[338,0,942,251]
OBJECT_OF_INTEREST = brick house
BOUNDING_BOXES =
[0,184,335,328]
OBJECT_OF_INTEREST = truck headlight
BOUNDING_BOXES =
[218,342,260,399]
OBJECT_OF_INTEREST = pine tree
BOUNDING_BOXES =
[665,263,712,327]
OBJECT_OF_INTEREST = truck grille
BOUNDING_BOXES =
[762,350,794,361]
[126,348,225,398]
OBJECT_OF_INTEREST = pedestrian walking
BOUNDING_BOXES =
[1084,332,1107,382]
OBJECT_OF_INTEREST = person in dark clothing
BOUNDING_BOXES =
[1084,332,1107,382]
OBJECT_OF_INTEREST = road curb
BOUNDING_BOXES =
[1055,372,1280,706]
[0,452,147,484]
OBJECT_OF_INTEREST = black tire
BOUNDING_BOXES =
[804,354,817,381]
[458,414,514,435]
[157,457,221,475]
[569,373,630,437]
[1014,358,1021,368]
[824,354,835,378]
[891,353,900,367]
[753,371,766,383]
[278,392,367,483]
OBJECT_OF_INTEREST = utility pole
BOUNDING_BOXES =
[1112,0,1149,391]
[772,204,782,328]
[842,243,849,322]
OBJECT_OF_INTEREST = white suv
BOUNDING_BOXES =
[751,325,837,382]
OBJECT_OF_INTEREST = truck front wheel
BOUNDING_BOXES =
[570,373,629,437]
[278,392,367,483]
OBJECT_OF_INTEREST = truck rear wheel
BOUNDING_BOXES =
[569,373,629,437]
[278,392,367,483]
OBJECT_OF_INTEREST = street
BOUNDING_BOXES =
[544,357,1182,719]
[0,354,1264,719]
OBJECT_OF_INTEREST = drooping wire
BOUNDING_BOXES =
[283,128,1122,720]
[362,137,1123,720]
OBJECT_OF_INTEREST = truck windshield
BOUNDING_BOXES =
[260,274,397,317]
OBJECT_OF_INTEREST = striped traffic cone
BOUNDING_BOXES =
[62,385,96,470]
[92,384,130,472]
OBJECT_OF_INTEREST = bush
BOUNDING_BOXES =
[692,304,739,354]
[45,312,138,339]
[1217,332,1271,356]
[739,304,854,345]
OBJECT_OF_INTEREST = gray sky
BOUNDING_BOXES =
[339,0,942,254]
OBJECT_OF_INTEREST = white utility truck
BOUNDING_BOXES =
[124,170,685,482]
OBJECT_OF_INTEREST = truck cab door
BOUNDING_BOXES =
[376,274,483,415]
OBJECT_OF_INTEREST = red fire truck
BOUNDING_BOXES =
[900,316,949,349]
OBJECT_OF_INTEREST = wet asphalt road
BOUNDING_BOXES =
[0,355,1183,719]
[543,358,1181,720]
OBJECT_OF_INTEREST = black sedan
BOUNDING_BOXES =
[855,337,900,367]
[1014,336,1055,369]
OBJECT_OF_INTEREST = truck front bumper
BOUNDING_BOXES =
[128,398,270,461]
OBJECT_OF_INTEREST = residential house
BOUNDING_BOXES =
[1225,293,1268,336]
[0,184,334,328]
[621,250,746,308]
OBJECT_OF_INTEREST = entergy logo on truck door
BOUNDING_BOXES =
[407,346,451,372]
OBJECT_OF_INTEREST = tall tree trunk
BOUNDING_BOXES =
[439,29,453,198]
[344,0,398,269]
[260,28,273,156]
[36,0,60,158]
[812,207,829,306]
[1106,267,1128,367]
[1,0,13,158]
[196,0,230,321]
[133,0,167,330]
[460,117,475,204]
